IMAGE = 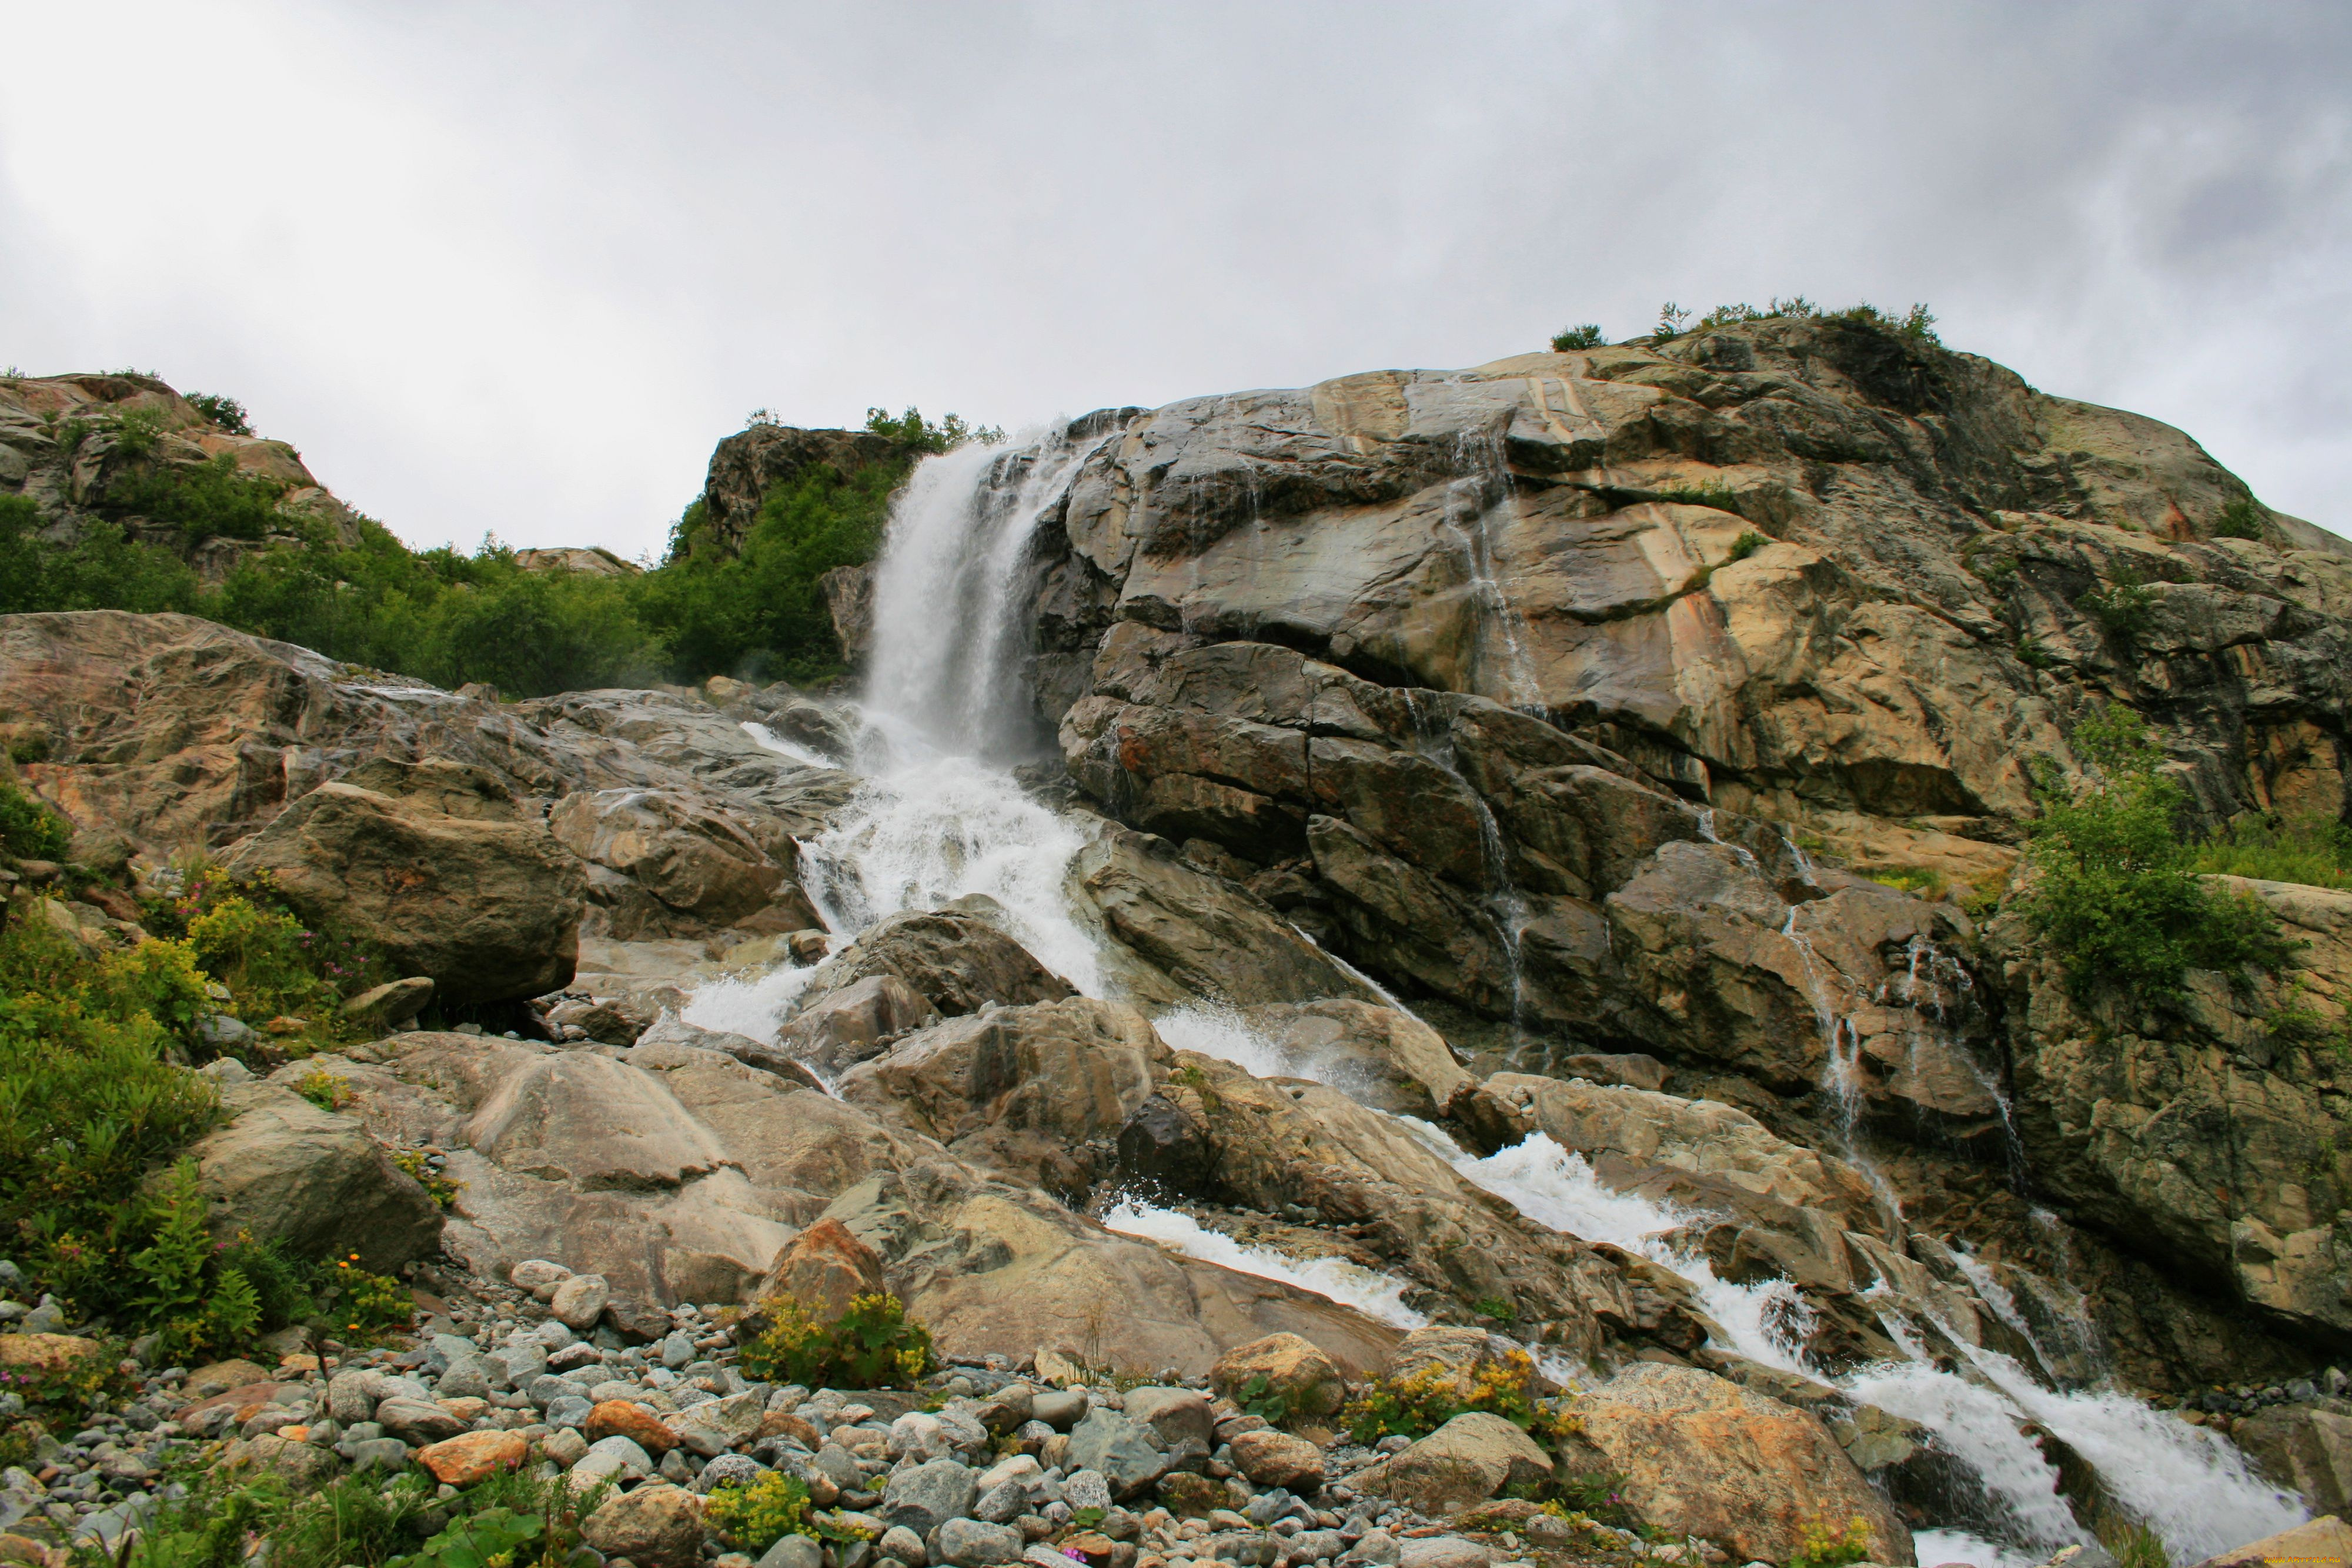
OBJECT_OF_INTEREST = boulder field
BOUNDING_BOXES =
[4,315,2352,1561]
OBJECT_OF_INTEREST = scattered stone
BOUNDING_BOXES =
[583,1483,704,1568]
[589,1399,681,1453]
[1383,1413,1549,1515]
[1210,1335,1344,1420]
[933,1518,1025,1567]
[1228,1429,1325,1492]
[417,1430,529,1486]
[550,1274,613,1330]
[883,1459,979,1536]
[1067,1409,1170,1499]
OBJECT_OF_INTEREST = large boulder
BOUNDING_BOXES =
[549,786,821,939]
[779,974,940,1078]
[1131,1052,1645,1353]
[1233,998,1466,1118]
[793,904,1074,1021]
[837,997,1167,1189]
[1555,1364,1911,1566]
[2235,1403,2352,1517]
[189,1080,444,1272]
[1382,1412,1552,1516]
[226,780,584,1005]
[1209,1333,1345,1419]
[759,1218,888,1320]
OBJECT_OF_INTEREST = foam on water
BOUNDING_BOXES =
[1101,1198,1428,1330]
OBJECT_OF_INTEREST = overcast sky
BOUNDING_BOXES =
[4,2,2348,557]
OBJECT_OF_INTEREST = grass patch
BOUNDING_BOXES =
[2022,706,2297,999]
[2189,814,2352,891]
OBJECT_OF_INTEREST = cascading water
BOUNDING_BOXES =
[686,424,2304,1563]
[685,426,1114,1041]
[1165,1005,2304,1563]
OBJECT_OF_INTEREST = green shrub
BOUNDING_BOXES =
[1654,302,1692,339]
[1792,1516,1876,1568]
[0,776,71,860]
[1727,529,1769,562]
[2016,635,2057,669]
[704,1472,817,1552]
[1340,1349,1557,1445]
[2213,497,2264,541]
[186,392,253,435]
[2077,565,2159,641]
[137,1465,608,1568]
[0,494,201,616]
[1549,324,1604,351]
[2191,814,2352,890]
[737,1292,936,1388]
[0,962,221,1323]
[148,864,386,1031]
[861,405,1000,453]
[97,451,290,544]
[2023,706,2297,998]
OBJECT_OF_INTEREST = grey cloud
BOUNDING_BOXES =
[1,0,2346,554]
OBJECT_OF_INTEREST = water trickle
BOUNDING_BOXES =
[1439,425,1545,710]
[1100,1197,1428,1329]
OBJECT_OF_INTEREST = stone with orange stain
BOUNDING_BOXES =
[759,1218,889,1320]
[417,1430,530,1486]
[586,1399,680,1454]
[759,1409,824,1449]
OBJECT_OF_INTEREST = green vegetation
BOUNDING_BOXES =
[704,1472,818,1552]
[186,391,253,434]
[2022,706,2296,998]
[2212,497,2265,541]
[134,1463,610,1568]
[2077,563,2159,641]
[145,862,389,1031]
[0,775,71,859]
[0,836,407,1359]
[1791,1516,1877,1568]
[1654,302,1692,339]
[2190,813,2352,890]
[1727,529,1769,561]
[1340,1348,1571,1445]
[0,402,994,696]
[736,1291,937,1388]
[1550,323,1605,351]
[1686,295,1941,345]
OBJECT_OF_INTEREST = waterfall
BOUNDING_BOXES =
[685,427,1111,1038]
[683,428,2306,1564]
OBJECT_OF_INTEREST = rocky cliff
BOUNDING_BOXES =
[4,314,2349,1559]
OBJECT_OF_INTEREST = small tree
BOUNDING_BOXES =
[2023,706,2294,998]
